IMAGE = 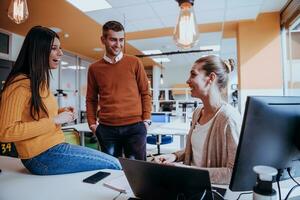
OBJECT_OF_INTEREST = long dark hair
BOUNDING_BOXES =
[1,26,59,120]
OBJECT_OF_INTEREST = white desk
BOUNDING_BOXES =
[1,156,300,200]
[63,122,90,132]
[64,122,190,149]
[147,122,190,153]
[0,156,129,200]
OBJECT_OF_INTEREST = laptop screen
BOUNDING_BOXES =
[119,158,213,200]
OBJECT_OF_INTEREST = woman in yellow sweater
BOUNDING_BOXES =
[0,26,121,175]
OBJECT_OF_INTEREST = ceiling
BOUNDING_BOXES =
[0,0,288,70]
[86,0,287,32]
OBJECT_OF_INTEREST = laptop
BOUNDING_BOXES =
[119,158,214,200]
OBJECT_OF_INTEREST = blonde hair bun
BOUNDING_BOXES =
[223,58,235,73]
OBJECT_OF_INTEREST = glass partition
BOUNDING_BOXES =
[79,59,91,122]
[284,16,300,96]
[60,53,78,109]
[49,51,93,124]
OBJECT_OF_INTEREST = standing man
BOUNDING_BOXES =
[86,21,152,160]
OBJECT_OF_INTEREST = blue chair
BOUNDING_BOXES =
[147,113,173,155]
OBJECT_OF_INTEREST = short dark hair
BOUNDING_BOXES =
[102,21,124,37]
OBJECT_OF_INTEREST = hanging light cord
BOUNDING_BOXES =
[220,0,228,49]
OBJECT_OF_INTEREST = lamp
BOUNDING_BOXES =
[8,0,29,24]
[173,0,199,49]
[160,62,164,85]
[160,74,164,85]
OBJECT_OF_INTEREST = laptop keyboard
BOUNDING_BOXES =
[127,187,226,200]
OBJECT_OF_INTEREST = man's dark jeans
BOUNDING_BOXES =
[96,121,147,161]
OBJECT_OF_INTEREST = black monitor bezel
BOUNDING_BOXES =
[229,96,300,191]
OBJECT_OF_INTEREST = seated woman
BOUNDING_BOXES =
[0,26,121,175]
[154,55,241,184]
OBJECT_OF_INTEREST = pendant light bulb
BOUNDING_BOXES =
[160,74,164,85]
[173,0,199,49]
[8,0,29,24]
[160,62,164,85]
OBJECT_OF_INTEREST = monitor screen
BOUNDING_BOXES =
[229,96,300,191]
[0,32,9,54]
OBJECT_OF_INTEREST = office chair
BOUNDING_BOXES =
[62,128,81,145]
[62,127,100,150]
[147,113,173,155]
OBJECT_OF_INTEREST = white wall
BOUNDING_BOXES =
[11,33,24,61]
[240,89,284,114]
[161,64,190,88]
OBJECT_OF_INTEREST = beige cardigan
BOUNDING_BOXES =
[174,103,242,184]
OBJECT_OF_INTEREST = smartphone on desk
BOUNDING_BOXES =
[82,171,111,184]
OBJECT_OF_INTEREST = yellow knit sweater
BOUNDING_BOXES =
[0,75,64,159]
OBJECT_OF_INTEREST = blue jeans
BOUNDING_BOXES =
[96,121,147,160]
[21,143,121,175]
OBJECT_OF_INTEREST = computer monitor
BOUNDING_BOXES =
[229,96,300,191]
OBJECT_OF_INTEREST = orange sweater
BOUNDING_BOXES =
[86,54,151,126]
[0,75,64,159]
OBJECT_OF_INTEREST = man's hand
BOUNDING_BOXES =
[143,121,150,130]
[143,120,151,131]
[89,124,98,134]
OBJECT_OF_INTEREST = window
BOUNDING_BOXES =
[283,16,300,96]
[0,32,9,54]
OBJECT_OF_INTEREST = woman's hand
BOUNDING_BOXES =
[64,106,74,112]
[58,106,77,119]
[154,154,176,164]
[53,111,77,125]
[59,106,74,113]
